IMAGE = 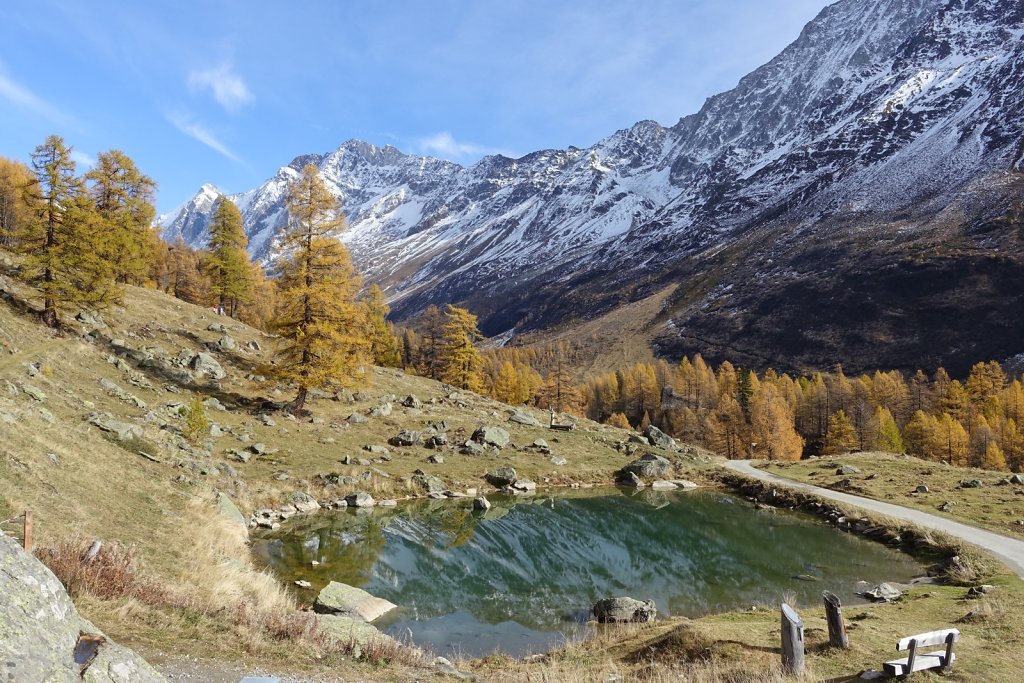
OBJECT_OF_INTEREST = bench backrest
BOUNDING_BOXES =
[897,628,960,651]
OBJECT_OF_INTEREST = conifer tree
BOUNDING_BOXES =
[206,197,252,317]
[982,440,1006,471]
[418,304,446,379]
[440,304,484,391]
[0,157,34,247]
[749,384,803,460]
[86,150,157,285]
[823,409,858,454]
[875,406,904,453]
[271,164,368,412]
[491,360,522,404]
[362,283,401,367]
[19,135,117,326]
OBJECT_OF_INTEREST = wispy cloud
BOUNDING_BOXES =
[415,132,514,162]
[187,63,253,112]
[167,112,243,163]
[70,150,96,169]
[0,62,72,126]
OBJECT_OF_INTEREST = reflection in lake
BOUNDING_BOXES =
[252,489,922,657]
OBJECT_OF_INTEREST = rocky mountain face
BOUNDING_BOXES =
[161,0,1024,375]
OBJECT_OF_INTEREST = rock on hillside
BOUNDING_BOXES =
[0,532,165,682]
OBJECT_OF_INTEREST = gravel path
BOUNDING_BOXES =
[722,459,1024,579]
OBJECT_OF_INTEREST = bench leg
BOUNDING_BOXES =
[942,633,955,672]
[905,639,918,678]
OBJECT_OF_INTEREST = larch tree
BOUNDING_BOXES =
[362,283,402,367]
[418,304,446,379]
[86,149,157,285]
[440,304,484,392]
[749,384,803,460]
[271,163,368,413]
[823,409,858,454]
[207,197,253,317]
[0,156,34,247]
[19,135,117,326]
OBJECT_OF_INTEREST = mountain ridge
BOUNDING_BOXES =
[161,0,1024,375]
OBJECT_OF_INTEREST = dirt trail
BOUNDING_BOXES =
[723,459,1024,579]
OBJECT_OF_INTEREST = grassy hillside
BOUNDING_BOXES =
[4,262,1024,681]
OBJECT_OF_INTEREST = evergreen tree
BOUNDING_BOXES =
[362,283,402,367]
[19,135,117,326]
[440,304,484,391]
[823,409,858,454]
[207,197,253,317]
[86,150,157,285]
[271,164,369,412]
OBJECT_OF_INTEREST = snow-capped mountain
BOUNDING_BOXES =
[161,0,1024,374]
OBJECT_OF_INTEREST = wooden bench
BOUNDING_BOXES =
[883,628,959,677]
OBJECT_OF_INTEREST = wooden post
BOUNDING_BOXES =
[781,602,805,675]
[22,510,32,552]
[822,591,849,649]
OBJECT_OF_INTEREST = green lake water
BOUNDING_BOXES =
[251,488,923,657]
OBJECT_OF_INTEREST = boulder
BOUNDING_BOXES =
[620,471,645,489]
[959,479,984,489]
[188,352,226,380]
[21,384,46,402]
[592,597,657,623]
[347,413,368,424]
[473,496,491,511]
[345,491,375,508]
[87,412,143,441]
[215,492,247,531]
[425,433,449,449]
[428,454,444,464]
[314,580,397,622]
[915,484,929,493]
[510,479,537,493]
[508,410,541,427]
[412,472,447,495]
[472,426,510,449]
[642,425,676,450]
[216,335,236,352]
[401,394,422,408]
[207,323,227,333]
[369,402,393,417]
[550,456,568,466]
[0,533,165,681]
[862,583,903,602]
[288,491,321,513]
[1010,474,1024,485]
[486,467,518,487]
[836,465,861,475]
[622,452,671,479]
[461,440,487,456]
[388,430,420,447]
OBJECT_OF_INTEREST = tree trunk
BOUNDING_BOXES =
[288,386,308,415]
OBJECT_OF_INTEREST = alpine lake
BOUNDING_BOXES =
[252,487,923,658]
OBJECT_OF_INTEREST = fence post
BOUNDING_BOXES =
[822,591,849,649]
[781,602,805,675]
[23,510,32,552]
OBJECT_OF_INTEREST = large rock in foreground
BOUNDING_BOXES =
[621,452,672,479]
[0,533,165,682]
[592,596,657,623]
[314,581,397,622]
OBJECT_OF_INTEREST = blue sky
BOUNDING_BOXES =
[1,0,832,213]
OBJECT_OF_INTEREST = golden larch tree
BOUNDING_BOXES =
[207,197,253,317]
[440,304,484,392]
[86,149,157,285]
[271,164,368,412]
[19,135,117,326]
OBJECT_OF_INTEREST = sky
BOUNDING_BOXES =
[1,0,833,214]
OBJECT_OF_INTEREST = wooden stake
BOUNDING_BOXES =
[823,591,849,649]
[781,602,805,675]
[22,510,32,552]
